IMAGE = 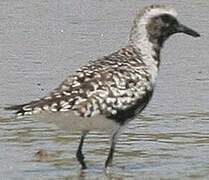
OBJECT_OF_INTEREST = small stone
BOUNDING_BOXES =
[35,149,49,161]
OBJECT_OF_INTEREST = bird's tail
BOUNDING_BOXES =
[5,104,27,111]
[5,101,39,116]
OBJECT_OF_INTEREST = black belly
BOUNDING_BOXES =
[107,90,153,125]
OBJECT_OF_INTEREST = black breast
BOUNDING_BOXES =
[107,90,153,125]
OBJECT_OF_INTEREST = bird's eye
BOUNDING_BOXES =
[161,14,172,22]
[159,14,178,27]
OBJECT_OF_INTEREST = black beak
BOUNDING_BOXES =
[176,23,200,37]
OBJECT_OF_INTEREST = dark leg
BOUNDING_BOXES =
[105,127,122,168]
[76,131,88,169]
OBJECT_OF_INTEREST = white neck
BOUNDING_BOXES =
[129,16,157,58]
[129,22,159,85]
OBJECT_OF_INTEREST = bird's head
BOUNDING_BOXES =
[130,5,200,48]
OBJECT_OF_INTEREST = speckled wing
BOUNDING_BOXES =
[6,46,153,122]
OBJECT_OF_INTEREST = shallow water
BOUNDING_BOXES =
[0,0,209,179]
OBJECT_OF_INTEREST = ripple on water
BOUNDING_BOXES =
[0,111,209,179]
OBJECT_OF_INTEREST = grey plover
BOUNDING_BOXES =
[5,4,200,169]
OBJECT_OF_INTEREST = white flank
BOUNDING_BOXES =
[33,111,120,134]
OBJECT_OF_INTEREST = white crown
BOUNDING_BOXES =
[142,5,177,21]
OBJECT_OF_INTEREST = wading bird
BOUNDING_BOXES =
[6,5,200,169]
